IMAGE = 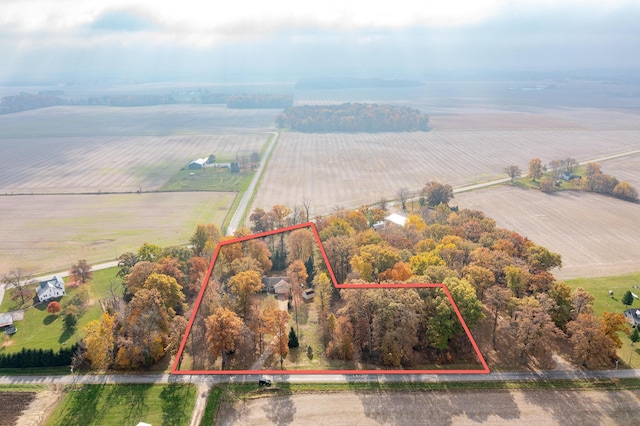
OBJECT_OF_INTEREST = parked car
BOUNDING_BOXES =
[258,378,272,387]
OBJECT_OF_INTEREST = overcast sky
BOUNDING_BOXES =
[1,0,639,83]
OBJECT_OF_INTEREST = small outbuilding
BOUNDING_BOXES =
[36,276,65,302]
[0,313,13,328]
[302,289,315,301]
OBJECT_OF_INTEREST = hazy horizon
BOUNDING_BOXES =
[2,0,640,85]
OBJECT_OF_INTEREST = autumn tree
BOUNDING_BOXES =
[205,307,245,370]
[228,270,263,319]
[287,259,308,334]
[584,162,601,178]
[601,311,629,350]
[562,157,578,174]
[484,285,513,349]
[124,261,155,297]
[510,296,559,365]
[271,310,291,369]
[70,259,92,285]
[116,252,140,278]
[373,289,422,367]
[566,313,616,368]
[570,287,594,320]
[9,282,35,307]
[83,312,115,370]
[287,228,315,263]
[143,273,185,315]
[46,301,61,315]
[137,243,163,262]
[462,264,495,299]
[527,245,562,273]
[326,316,355,361]
[504,265,530,298]
[527,158,543,182]
[504,165,521,183]
[116,288,170,368]
[613,181,639,202]
[243,239,273,273]
[166,315,188,356]
[190,224,222,257]
[421,181,454,207]
[322,235,353,283]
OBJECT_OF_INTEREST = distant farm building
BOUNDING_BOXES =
[213,163,231,169]
[37,276,65,302]
[188,158,208,169]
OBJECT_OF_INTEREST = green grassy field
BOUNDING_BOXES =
[46,384,196,426]
[566,272,640,367]
[0,268,121,354]
[160,167,252,192]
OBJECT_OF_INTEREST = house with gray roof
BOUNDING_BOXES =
[36,276,65,302]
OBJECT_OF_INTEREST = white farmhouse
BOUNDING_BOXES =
[36,276,65,302]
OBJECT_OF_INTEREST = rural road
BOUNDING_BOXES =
[226,131,280,236]
[3,368,640,386]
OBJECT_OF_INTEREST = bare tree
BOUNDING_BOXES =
[562,157,578,174]
[378,197,388,211]
[2,268,35,306]
[397,187,410,211]
[302,197,312,222]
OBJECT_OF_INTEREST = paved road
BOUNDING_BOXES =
[3,368,640,386]
[227,131,280,236]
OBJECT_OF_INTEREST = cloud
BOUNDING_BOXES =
[0,0,639,82]
[91,10,158,32]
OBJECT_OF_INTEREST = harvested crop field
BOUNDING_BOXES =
[455,186,640,280]
[0,392,37,426]
[217,389,640,425]
[0,192,234,275]
[250,127,640,217]
[0,132,269,194]
[0,104,278,138]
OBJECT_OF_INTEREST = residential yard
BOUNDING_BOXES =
[566,272,640,368]
[160,166,252,192]
[0,268,121,354]
[46,384,196,426]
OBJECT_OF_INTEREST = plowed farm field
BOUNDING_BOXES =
[251,127,640,217]
[455,186,640,280]
[0,192,234,275]
[0,132,269,194]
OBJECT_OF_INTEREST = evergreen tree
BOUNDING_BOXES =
[288,327,299,348]
[622,290,634,307]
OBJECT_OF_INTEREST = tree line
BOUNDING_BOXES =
[275,103,430,132]
[0,91,293,114]
[0,346,77,368]
[515,157,639,202]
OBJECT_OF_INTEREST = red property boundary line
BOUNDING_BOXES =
[172,222,490,375]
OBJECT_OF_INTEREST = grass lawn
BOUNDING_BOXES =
[566,272,640,367]
[160,167,252,192]
[0,268,121,354]
[46,384,196,426]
